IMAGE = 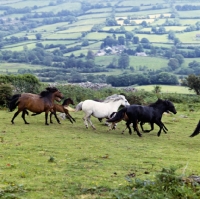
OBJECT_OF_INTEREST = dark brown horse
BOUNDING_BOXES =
[50,98,76,124]
[8,87,64,125]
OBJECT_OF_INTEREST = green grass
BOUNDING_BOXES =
[1,101,200,198]
[176,31,200,44]
[135,33,169,43]
[177,10,200,18]
[135,85,195,94]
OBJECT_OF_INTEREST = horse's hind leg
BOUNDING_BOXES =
[45,112,49,125]
[142,122,154,133]
[11,110,21,124]
[22,110,29,124]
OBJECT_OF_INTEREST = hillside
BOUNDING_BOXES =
[0,0,200,86]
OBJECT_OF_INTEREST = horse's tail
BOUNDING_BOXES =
[106,107,127,123]
[8,94,21,112]
[75,101,83,112]
[190,120,200,137]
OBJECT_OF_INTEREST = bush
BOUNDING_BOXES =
[0,83,13,107]
[112,166,200,199]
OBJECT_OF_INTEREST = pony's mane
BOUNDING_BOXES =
[39,87,58,97]
[148,99,164,107]
[103,94,125,103]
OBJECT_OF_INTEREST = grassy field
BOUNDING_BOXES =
[135,85,195,94]
[0,63,54,73]
[1,101,200,198]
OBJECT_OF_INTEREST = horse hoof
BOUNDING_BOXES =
[25,123,30,124]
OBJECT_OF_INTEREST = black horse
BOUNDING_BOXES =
[190,120,200,137]
[106,99,177,137]
[109,111,168,134]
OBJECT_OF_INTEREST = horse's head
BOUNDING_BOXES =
[45,87,64,102]
[165,100,177,114]
[120,95,130,107]
[54,90,64,102]
[62,98,75,106]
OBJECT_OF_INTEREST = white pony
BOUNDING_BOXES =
[75,94,130,129]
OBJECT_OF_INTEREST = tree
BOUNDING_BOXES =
[183,74,200,95]
[168,58,180,70]
[0,83,13,106]
[173,54,184,65]
[153,85,162,94]
[86,50,95,60]
[168,30,176,40]
[118,36,125,45]
[141,37,149,43]
[35,33,42,40]
[81,40,89,46]
[125,31,133,40]
[118,53,129,69]
[133,36,139,44]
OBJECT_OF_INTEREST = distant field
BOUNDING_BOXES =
[86,8,112,13]
[58,25,94,33]
[135,85,195,94]
[129,56,168,69]
[177,10,200,18]
[45,33,82,40]
[176,31,200,44]
[85,32,124,40]
[180,19,200,26]
[33,2,81,12]
[0,63,53,73]
[135,33,169,43]
[0,0,19,5]
[95,55,169,69]
[78,13,111,20]
[115,8,171,18]
[33,22,68,32]
[102,26,137,31]
[118,0,164,6]
[3,40,76,51]
[151,19,166,25]
[7,0,51,8]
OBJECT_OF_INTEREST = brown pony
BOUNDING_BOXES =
[50,98,76,124]
[8,87,64,125]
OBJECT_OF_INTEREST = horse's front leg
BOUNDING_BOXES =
[52,112,61,124]
[22,110,29,124]
[133,120,142,137]
[162,123,168,134]
[126,121,132,135]
[155,121,164,137]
